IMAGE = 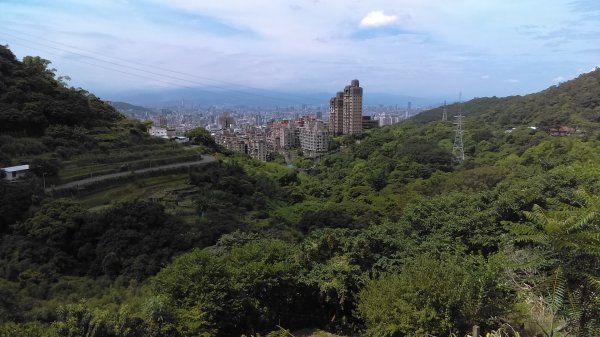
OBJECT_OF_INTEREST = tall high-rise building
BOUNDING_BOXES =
[329,92,344,135]
[329,79,363,136]
[343,79,363,135]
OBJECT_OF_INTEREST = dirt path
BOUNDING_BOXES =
[46,155,216,192]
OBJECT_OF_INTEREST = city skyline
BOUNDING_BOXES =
[1,0,599,102]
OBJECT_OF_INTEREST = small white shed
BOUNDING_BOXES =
[1,164,30,181]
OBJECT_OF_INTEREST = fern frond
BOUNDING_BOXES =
[547,267,567,313]
[584,274,600,292]
[524,205,549,228]
[566,210,598,234]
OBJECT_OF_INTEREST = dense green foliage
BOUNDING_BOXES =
[1,46,599,337]
[357,254,511,337]
[0,46,121,137]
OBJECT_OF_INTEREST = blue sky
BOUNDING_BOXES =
[0,0,599,102]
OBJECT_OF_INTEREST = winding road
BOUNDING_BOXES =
[46,155,216,193]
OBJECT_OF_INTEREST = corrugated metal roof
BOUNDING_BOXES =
[2,165,30,172]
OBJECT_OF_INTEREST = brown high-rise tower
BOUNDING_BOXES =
[329,79,363,136]
[329,91,344,135]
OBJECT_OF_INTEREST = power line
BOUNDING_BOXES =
[0,24,317,101]
[1,39,193,89]
[1,39,294,107]
[0,27,317,105]
[0,31,216,85]
[1,37,310,105]
[0,26,229,84]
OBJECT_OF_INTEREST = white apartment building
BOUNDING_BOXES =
[280,122,298,149]
[300,120,329,156]
[148,126,168,138]
[249,139,268,161]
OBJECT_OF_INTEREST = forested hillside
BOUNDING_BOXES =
[416,69,600,129]
[0,46,599,337]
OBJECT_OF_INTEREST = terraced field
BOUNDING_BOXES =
[77,173,201,222]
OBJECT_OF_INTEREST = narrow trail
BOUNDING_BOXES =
[46,155,216,193]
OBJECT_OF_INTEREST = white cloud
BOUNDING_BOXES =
[4,0,598,98]
[360,11,398,28]
[504,79,519,83]
[553,76,565,83]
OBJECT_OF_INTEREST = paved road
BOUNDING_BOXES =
[46,155,216,193]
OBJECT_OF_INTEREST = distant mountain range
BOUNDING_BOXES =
[103,87,441,108]
[110,101,153,112]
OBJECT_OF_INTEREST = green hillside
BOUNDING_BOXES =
[416,68,600,130]
[1,47,599,337]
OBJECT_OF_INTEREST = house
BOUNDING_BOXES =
[1,164,30,181]
[149,126,168,138]
[548,126,576,136]
[173,136,189,143]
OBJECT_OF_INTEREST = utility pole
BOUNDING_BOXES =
[452,93,465,162]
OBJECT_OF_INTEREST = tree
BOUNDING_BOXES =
[151,248,237,337]
[508,194,600,337]
[0,180,35,232]
[357,254,512,337]
[29,158,59,177]
[0,322,56,337]
[223,240,303,334]
[17,199,86,248]
[184,127,216,150]
[0,279,22,322]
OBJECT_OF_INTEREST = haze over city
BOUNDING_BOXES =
[1,0,599,103]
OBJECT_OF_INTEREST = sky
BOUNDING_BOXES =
[1,0,599,103]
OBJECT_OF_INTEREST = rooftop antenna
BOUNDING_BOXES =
[442,100,447,121]
[452,92,465,162]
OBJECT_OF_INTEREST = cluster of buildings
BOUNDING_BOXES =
[209,80,364,161]
[145,111,191,143]
[212,117,329,160]
[142,79,421,161]
[148,126,190,143]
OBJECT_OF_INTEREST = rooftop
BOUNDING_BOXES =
[2,164,30,172]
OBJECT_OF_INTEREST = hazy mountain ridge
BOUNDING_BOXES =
[104,87,441,107]
[109,101,153,113]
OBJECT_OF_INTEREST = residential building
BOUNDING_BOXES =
[173,136,190,143]
[149,126,168,138]
[374,113,402,127]
[343,79,363,135]
[300,119,329,156]
[280,121,298,149]
[362,116,379,130]
[329,91,344,135]
[249,138,268,161]
[218,113,235,129]
[329,79,363,136]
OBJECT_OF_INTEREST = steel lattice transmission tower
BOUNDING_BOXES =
[442,100,447,121]
[452,94,465,162]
